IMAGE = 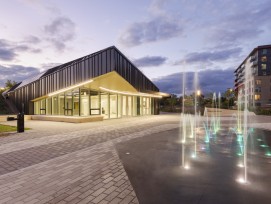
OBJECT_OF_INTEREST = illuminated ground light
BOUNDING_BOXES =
[191,153,196,158]
[236,177,249,184]
[237,153,243,156]
[184,165,190,170]
[181,140,186,144]
[265,152,271,157]
[237,163,244,168]
[257,138,263,141]
[260,144,269,148]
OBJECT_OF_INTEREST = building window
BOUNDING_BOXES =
[261,64,267,70]
[263,49,267,54]
[255,94,261,100]
[256,80,261,85]
[261,56,267,62]
[255,87,261,92]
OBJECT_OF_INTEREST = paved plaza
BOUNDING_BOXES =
[0,114,271,203]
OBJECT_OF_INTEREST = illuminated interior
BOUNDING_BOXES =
[33,71,161,119]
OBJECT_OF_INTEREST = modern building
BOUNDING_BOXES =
[3,46,165,120]
[234,44,271,108]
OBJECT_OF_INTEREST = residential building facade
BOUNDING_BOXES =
[234,45,271,108]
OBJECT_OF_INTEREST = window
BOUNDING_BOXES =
[255,94,261,100]
[261,56,267,62]
[263,49,267,54]
[256,80,261,85]
[261,64,267,70]
[255,87,261,92]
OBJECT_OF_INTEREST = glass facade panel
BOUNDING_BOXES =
[122,96,127,116]
[127,96,132,116]
[34,101,40,114]
[46,98,52,115]
[59,93,65,115]
[65,91,73,116]
[133,96,137,116]
[110,94,117,118]
[137,97,140,116]
[118,95,122,118]
[73,89,79,116]
[40,99,46,115]
[80,89,89,116]
[90,91,100,115]
[52,96,58,115]
[142,97,146,115]
[146,97,150,115]
[101,93,109,119]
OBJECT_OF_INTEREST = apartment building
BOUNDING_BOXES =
[234,45,271,108]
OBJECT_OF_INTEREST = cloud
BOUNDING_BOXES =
[0,48,16,61]
[153,69,234,95]
[209,2,271,44]
[133,56,167,67]
[0,64,40,87]
[23,35,41,44]
[119,17,183,47]
[175,47,242,65]
[149,0,167,16]
[0,39,41,61]
[44,17,76,51]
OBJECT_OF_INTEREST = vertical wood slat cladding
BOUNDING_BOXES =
[9,46,159,114]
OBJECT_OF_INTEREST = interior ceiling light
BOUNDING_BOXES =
[99,87,162,98]
[48,79,93,97]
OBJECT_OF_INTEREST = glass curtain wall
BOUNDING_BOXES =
[33,88,156,118]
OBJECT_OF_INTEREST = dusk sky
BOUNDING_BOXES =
[0,0,271,95]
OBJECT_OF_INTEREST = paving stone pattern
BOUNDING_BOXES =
[0,115,179,204]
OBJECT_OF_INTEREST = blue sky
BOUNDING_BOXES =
[0,0,271,95]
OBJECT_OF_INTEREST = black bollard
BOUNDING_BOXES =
[17,112,24,133]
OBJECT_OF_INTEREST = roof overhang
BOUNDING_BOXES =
[31,71,165,101]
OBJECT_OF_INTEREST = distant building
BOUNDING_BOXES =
[4,46,165,120]
[234,45,271,108]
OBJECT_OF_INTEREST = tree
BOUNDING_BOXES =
[5,80,17,89]
[223,88,235,109]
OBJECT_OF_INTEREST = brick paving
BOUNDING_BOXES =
[0,115,179,204]
[0,113,270,204]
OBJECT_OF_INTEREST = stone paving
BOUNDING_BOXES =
[0,113,271,204]
[0,115,179,204]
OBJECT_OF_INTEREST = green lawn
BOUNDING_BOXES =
[0,124,30,133]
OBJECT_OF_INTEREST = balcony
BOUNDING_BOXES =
[250,55,257,62]
[252,60,258,67]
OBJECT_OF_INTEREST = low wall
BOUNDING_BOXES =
[205,108,256,117]
[31,115,104,123]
